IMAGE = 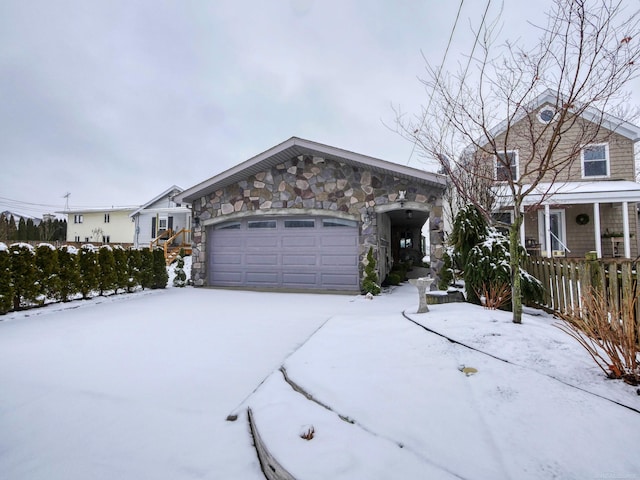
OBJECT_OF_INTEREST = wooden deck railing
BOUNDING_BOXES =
[150,228,192,265]
[526,256,640,342]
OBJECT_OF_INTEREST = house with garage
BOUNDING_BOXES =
[487,90,640,259]
[174,137,447,292]
[130,185,192,249]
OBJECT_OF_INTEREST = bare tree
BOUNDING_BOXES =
[398,0,640,323]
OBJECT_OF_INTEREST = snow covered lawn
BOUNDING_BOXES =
[1,283,639,479]
[0,288,353,479]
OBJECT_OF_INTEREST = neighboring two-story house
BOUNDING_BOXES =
[63,207,136,245]
[487,90,640,259]
[60,186,191,250]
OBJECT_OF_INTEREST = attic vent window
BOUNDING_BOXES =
[538,107,557,124]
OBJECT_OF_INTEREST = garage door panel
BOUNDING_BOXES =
[282,236,317,247]
[282,254,317,266]
[320,273,360,288]
[211,271,243,284]
[321,255,358,266]
[282,272,318,286]
[209,217,359,291]
[246,254,279,265]
[247,236,279,248]
[246,272,280,284]
[211,254,242,265]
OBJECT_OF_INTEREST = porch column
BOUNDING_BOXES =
[593,202,602,259]
[622,201,631,258]
[544,204,552,258]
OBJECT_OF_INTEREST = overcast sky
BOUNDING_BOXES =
[1,0,639,217]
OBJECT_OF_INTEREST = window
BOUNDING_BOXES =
[158,218,168,230]
[537,107,557,124]
[84,237,90,242]
[104,213,110,223]
[102,235,110,243]
[284,219,314,228]
[74,236,80,242]
[322,218,357,228]
[491,211,513,235]
[581,143,609,178]
[215,222,241,230]
[248,220,276,229]
[400,231,413,249]
[74,214,83,224]
[495,151,518,182]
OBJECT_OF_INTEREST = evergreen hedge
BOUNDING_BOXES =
[0,243,168,314]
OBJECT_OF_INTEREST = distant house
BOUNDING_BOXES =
[129,186,191,249]
[174,137,447,292]
[487,90,640,259]
[62,207,136,245]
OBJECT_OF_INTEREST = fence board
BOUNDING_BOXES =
[527,256,639,347]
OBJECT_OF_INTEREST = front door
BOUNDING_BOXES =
[537,209,567,256]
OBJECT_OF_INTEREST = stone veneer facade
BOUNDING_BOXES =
[190,154,445,288]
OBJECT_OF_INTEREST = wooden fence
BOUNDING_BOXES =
[526,257,640,328]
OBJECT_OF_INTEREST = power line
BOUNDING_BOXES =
[407,0,493,166]
[407,0,465,166]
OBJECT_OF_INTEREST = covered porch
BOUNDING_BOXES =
[496,181,640,259]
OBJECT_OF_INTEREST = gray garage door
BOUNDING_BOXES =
[208,216,360,291]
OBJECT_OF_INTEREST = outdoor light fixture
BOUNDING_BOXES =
[406,210,413,219]
[398,190,407,207]
[193,216,200,227]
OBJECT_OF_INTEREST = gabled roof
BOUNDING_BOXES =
[174,137,447,204]
[129,185,185,217]
[486,89,640,143]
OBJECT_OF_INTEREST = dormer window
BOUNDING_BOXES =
[495,151,519,182]
[581,143,609,178]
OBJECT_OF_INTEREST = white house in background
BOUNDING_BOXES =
[129,186,191,249]
[62,207,136,244]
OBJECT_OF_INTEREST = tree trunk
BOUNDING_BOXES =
[510,209,523,324]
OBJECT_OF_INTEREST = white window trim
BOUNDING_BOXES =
[581,143,610,179]
[494,150,519,182]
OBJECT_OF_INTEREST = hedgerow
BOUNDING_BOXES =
[0,243,168,315]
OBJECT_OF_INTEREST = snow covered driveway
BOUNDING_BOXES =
[0,288,354,479]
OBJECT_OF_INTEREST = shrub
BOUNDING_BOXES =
[445,205,543,307]
[112,246,129,293]
[126,249,142,292]
[57,245,80,302]
[9,243,38,309]
[438,248,455,290]
[556,287,639,384]
[139,249,154,290]
[362,247,381,295]
[385,272,402,286]
[172,250,187,287]
[152,249,168,289]
[97,246,117,295]
[0,243,13,314]
[35,243,61,302]
[78,245,99,299]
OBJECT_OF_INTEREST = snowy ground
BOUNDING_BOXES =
[1,277,639,479]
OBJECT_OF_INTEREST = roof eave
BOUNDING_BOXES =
[175,137,448,203]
